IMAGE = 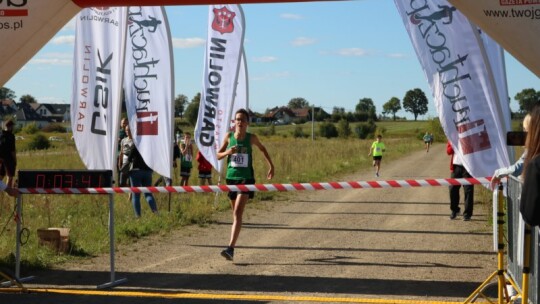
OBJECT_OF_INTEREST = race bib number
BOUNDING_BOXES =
[231,153,249,167]
[185,154,192,162]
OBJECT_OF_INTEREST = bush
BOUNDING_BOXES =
[319,122,338,138]
[337,119,352,138]
[354,121,377,139]
[426,118,445,142]
[268,124,276,136]
[293,118,307,124]
[22,123,39,134]
[255,124,276,137]
[28,134,50,150]
[42,123,67,133]
[292,125,305,138]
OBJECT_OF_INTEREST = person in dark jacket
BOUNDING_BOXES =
[0,120,17,188]
[447,141,474,221]
[128,145,158,217]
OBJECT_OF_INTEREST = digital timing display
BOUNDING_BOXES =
[18,170,112,188]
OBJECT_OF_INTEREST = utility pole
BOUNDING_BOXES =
[311,105,315,141]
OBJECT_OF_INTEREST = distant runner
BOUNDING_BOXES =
[368,135,386,177]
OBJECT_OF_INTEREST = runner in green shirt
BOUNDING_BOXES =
[217,109,275,261]
[368,134,386,177]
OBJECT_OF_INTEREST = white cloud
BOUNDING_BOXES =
[387,53,408,59]
[280,13,303,20]
[172,37,205,48]
[30,53,72,66]
[37,96,67,104]
[336,48,370,57]
[253,56,278,63]
[31,58,72,65]
[291,37,316,47]
[253,71,291,81]
[51,35,75,45]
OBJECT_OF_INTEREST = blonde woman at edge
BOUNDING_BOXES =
[490,114,531,190]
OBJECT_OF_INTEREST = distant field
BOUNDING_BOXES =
[376,120,429,136]
[248,120,430,139]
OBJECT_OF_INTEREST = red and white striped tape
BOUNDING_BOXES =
[18,177,491,195]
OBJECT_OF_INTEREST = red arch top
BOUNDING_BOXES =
[72,0,335,7]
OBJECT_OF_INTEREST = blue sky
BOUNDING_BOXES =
[4,0,539,119]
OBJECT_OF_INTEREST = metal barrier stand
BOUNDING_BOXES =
[464,183,521,304]
[522,223,531,304]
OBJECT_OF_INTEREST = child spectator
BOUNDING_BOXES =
[197,151,213,185]
[180,132,193,186]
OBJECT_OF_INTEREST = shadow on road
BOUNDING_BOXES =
[11,269,481,299]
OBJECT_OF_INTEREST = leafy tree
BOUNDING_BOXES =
[331,107,345,122]
[184,93,201,126]
[355,98,377,121]
[288,97,309,109]
[403,88,428,121]
[383,97,401,121]
[314,107,329,121]
[174,94,189,118]
[19,94,37,104]
[514,88,540,113]
[0,87,16,100]
[355,98,375,113]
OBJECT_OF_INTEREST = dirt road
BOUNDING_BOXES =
[4,143,496,303]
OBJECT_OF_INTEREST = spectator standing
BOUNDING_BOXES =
[520,105,540,225]
[128,145,158,217]
[180,132,193,186]
[197,151,213,185]
[116,118,129,184]
[0,120,17,188]
[447,141,474,221]
[490,114,531,190]
[118,124,134,187]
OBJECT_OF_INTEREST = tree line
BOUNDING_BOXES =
[3,86,539,125]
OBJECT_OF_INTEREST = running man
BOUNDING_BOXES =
[217,108,274,261]
[423,132,431,152]
[368,135,386,177]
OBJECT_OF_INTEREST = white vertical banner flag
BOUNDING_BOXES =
[479,32,512,139]
[71,7,127,170]
[124,6,174,179]
[195,4,245,173]
[394,0,510,178]
[233,50,249,127]
[479,31,513,162]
